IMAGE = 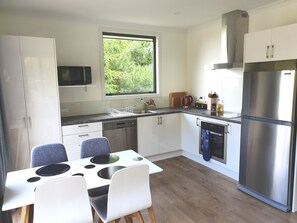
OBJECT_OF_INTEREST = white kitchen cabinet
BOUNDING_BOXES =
[244,23,297,63]
[181,113,200,155]
[226,122,241,174]
[62,122,102,160]
[137,116,159,157]
[0,35,62,171]
[137,113,181,157]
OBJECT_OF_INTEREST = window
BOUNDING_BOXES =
[101,32,157,96]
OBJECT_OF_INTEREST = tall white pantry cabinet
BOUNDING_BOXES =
[0,35,62,171]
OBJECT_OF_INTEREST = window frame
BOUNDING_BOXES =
[99,28,160,99]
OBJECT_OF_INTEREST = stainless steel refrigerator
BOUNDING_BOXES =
[238,60,297,212]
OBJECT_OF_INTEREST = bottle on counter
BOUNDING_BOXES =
[216,99,223,112]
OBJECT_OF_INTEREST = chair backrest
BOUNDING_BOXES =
[80,137,111,159]
[106,164,152,222]
[31,143,68,167]
[33,176,93,223]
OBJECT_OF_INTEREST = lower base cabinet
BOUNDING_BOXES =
[181,114,241,179]
[226,122,241,173]
[62,122,102,160]
[181,113,200,155]
[137,113,181,157]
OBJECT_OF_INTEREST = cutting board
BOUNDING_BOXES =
[169,92,187,108]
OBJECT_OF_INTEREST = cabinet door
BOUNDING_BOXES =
[137,116,159,156]
[271,24,297,61]
[0,36,30,171]
[20,37,61,148]
[244,29,271,63]
[159,113,181,154]
[181,114,200,155]
[226,122,241,174]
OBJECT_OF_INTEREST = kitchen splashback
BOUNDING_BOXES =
[60,96,169,117]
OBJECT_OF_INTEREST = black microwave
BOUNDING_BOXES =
[57,66,92,86]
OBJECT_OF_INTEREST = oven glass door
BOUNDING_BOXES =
[200,121,227,163]
[209,130,224,160]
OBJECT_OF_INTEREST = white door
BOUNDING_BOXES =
[159,114,181,153]
[137,116,159,156]
[181,114,200,155]
[226,122,241,174]
[271,24,297,61]
[20,36,62,149]
[0,35,30,171]
[244,29,271,63]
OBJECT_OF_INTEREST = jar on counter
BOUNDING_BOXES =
[216,100,223,112]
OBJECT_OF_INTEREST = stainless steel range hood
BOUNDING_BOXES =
[212,10,249,69]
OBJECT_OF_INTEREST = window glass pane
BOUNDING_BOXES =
[102,32,156,96]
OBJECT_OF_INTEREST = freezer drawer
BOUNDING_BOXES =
[239,118,294,208]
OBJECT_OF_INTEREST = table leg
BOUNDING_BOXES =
[20,205,33,223]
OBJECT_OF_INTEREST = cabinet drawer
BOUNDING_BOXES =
[62,122,102,135]
[63,131,102,144]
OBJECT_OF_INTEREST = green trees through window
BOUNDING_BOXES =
[102,32,157,96]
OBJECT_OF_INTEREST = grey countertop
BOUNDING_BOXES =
[61,107,241,126]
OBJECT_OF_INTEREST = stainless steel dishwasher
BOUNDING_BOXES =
[102,118,137,152]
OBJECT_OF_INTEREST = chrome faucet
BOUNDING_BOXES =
[140,98,148,112]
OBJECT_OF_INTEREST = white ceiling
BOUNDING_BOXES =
[0,0,283,29]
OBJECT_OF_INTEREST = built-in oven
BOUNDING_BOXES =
[199,120,227,163]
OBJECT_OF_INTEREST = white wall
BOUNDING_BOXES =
[0,12,187,115]
[186,0,297,113]
[2,0,297,115]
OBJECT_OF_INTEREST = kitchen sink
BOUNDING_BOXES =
[108,108,156,117]
[133,110,156,115]
[108,109,134,117]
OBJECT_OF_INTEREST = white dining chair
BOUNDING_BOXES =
[91,164,156,223]
[31,143,68,167]
[33,176,93,223]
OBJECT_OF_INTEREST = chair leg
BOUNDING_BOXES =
[113,219,121,223]
[133,211,144,223]
[147,206,156,223]
[124,215,133,223]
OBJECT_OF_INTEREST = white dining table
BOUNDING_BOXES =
[2,150,163,223]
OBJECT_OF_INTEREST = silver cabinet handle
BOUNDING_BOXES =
[28,117,32,128]
[266,45,270,58]
[157,116,163,125]
[226,124,231,134]
[271,44,274,58]
[196,118,200,127]
[78,124,89,128]
[23,117,27,128]
[78,134,89,137]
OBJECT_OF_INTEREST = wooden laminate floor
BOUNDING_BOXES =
[12,156,297,223]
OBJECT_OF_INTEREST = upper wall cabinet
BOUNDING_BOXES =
[0,35,62,171]
[244,23,297,63]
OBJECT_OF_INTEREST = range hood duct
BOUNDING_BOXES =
[213,10,249,69]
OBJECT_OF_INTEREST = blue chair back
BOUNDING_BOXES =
[80,137,111,159]
[31,143,68,167]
